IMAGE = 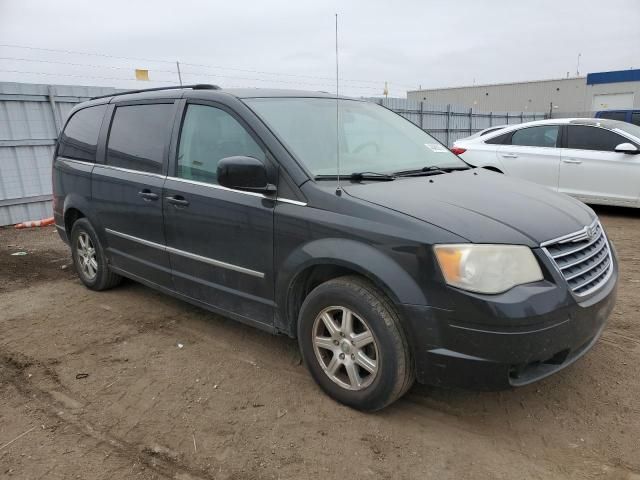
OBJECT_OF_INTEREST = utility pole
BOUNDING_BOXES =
[576,53,581,76]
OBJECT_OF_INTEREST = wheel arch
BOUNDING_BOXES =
[62,194,101,236]
[275,238,427,337]
[63,207,85,237]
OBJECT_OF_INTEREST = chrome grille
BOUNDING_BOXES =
[542,222,612,297]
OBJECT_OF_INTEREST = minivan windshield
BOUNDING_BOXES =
[244,97,467,177]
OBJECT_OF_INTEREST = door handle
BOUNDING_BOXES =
[165,195,190,207]
[501,153,518,158]
[562,159,582,164]
[138,190,159,201]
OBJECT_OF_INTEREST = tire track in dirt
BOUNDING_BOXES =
[0,351,212,480]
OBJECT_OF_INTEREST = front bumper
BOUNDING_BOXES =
[401,247,618,390]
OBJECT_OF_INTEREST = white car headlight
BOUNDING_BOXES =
[434,244,543,294]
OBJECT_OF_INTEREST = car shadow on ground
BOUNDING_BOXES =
[590,204,640,219]
[113,276,602,432]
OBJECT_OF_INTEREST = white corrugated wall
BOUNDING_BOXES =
[0,82,118,226]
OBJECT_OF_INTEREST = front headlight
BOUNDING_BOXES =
[434,244,543,294]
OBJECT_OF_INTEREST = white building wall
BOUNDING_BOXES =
[408,77,640,114]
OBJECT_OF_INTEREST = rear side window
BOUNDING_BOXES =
[598,111,627,122]
[566,126,627,152]
[177,104,265,185]
[510,126,559,147]
[58,105,107,162]
[106,104,175,174]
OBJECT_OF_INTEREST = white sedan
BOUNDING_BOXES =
[452,118,640,208]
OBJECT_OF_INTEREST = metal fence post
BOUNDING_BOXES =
[446,104,451,147]
[520,112,524,124]
[47,86,62,135]
[505,111,509,125]
[489,112,493,127]
[420,101,424,130]
[469,108,473,136]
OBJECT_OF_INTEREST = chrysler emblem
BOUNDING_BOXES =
[586,226,596,240]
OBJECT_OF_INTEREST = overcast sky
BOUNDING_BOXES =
[1,0,639,97]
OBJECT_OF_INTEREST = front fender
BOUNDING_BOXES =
[275,237,428,332]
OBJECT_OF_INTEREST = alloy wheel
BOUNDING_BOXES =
[311,306,379,391]
[76,231,98,280]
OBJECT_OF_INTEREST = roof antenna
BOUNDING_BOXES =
[335,13,342,196]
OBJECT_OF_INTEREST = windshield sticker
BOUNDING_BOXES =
[424,143,449,153]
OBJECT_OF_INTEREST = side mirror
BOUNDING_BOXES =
[217,156,276,193]
[614,142,639,154]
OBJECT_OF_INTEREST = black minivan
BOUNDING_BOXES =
[53,85,618,410]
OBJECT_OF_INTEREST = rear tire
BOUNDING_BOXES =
[298,276,414,411]
[70,218,122,291]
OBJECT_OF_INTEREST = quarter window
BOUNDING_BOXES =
[510,126,559,148]
[177,104,265,184]
[58,105,107,162]
[106,104,175,174]
[485,131,511,145]
[566,126,627,152]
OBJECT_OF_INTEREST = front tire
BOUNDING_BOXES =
[70,218,122,291]
[298,276,414,411]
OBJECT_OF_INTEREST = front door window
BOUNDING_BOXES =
[177,104,265,184]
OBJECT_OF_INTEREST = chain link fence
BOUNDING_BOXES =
[367,97,547,146]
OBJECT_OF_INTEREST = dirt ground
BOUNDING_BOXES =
[1,206,639,480]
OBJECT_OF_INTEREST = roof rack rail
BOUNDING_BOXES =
[90,84,220,100]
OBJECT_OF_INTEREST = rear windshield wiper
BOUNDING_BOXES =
[316,171,396,181]
[394,165,471,177]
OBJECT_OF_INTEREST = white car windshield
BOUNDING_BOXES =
[244,97,467,176]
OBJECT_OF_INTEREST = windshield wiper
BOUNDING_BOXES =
[316,171,396,181]
[394,166,446,177]
[394,165,471,177]
[350,171,396,181]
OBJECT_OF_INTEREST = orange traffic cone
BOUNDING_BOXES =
[15,217,55,229]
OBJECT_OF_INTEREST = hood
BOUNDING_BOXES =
[342,169,595,246]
